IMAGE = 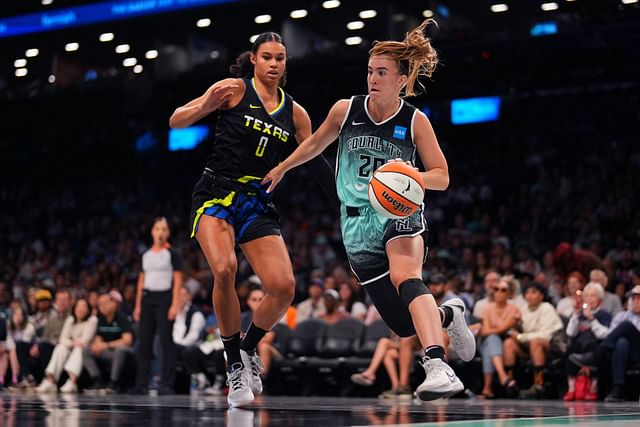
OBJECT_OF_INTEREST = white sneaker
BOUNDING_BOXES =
[441,298,476,362]
[240,350,263,395]
[416,357,464,401]
[35,379,57,394]
[226,362,254,407]
[59,380,77,394]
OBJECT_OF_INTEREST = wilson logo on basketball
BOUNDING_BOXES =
[381,190,412,215]
[368,162,424,219]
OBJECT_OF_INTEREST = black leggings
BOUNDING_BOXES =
[363,274,416,337]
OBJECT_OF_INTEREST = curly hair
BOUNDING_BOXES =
[369,19,438,97]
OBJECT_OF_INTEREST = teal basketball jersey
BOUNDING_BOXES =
[336,95,419,208]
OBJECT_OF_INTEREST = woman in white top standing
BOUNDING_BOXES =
[36,297,97,393]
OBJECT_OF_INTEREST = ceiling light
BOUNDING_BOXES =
[41,0,54,5]
[345,36,362,46]
[541,2,559,11]
[490,4,509,13]
[65,42,79,52]
[621,0,638,4]
[123,57,137,67]
[422,9,434,18]
[359,10,377,19]
[25,48,39,57]
[115,44,130,54]
[48,74,56,84]
[99,32,114,42]
[210,50,220,59]
[254,14,271,24]
[347,21,365,30]
[145,50,158,59]
[133,65,143,74]
[322,1,340,9]
[290,9,308,19]
[14,58,27,68]
[15,68,28,77]
[196,18,211,28]
[249,34,259,43]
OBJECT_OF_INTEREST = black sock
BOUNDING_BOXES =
[221,332,242,369]
[439,306,454,328]
[424,345,446,361]
[240,322,268,355]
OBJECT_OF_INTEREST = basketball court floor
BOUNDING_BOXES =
[1,394,639,427]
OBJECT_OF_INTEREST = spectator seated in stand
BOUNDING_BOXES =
[83,291,135,394]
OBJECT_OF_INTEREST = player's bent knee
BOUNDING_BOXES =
[398,278,430,307]
[265,280,295,304]
[211,262,237,284]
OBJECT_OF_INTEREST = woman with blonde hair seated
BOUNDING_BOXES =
[478,276,521,398]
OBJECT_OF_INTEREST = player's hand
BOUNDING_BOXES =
[201,83,239,113]
[262,165,286,194]
[387,158,417,169]
[133,305,141,323]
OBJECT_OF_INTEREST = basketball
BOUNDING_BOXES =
[368,162,424,219]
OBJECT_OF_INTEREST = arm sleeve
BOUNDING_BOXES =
[183,312,206,346]
[169,248,184,272]
[79,316,98,346]
[566,313,579,337]
[590,319,609,339]
[59,316,74,347]
[607,312,625,336]
[24,323,36,342]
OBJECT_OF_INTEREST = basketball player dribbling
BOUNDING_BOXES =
[169,32,335,407]
[263,19,476,400]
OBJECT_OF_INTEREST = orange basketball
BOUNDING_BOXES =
[368,162,424,219]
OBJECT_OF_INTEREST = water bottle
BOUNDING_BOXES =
[190,373,200,396]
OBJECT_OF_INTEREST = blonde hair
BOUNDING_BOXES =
[500,275,520,298]
[369,19,439,97]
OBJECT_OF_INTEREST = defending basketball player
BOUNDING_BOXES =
[263,19,475,400]
[169,32,335,407]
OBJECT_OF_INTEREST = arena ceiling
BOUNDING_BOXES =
[1,0,639,92]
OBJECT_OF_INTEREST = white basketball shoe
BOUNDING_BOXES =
[441,298,476,362]
[226,362,254,408]
[416,357,464,401]
[240,349,264,395]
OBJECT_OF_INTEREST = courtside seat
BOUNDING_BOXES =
[320,318,366,358]
[356,319,391,357]
[284,318,327,358]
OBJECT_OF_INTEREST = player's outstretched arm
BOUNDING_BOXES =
[413,111,449,191]
[169,78,243,128]
[262,99,349,193]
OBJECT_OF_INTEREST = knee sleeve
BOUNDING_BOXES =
[398,278,430,307]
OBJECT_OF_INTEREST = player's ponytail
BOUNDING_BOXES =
[369,19,439,97]
[229,32,287,86]
[229,51,253,78]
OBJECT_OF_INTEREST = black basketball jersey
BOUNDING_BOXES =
[336,95,418,208]
[205,78,297,180]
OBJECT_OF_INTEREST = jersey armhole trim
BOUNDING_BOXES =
[338,96,356,133]
[410,109,418,145]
